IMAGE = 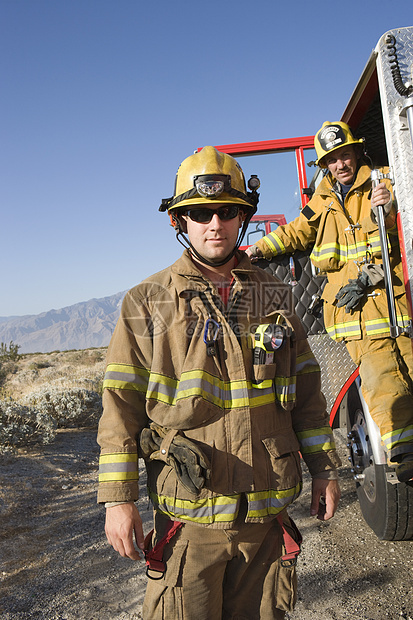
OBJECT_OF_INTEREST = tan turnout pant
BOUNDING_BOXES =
[346,333,413,461]
[142,510,297,620]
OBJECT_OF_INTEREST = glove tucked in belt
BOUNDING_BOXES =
[335,264,384,313]
[139,422,211,495]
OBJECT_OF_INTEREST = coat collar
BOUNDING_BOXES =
[170,250,256,295]
[314,163,372,200]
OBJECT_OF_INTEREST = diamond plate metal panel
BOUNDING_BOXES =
[376,27,413,321]
[309,335,356,413]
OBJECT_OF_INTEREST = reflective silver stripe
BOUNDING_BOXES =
[151,490,240,524]
[147,371,276,409]
[104,371,148,385]
[382,425,413,450]
[246,484,302,518]
[148,373,249,406]
[99,462,137,473]
[150,485,302,524]
[264,232,285,255]
[274,377,296,403]
[311,237,382,265]
[326,321,361,340]
[99,453,139,482]
[365,314,410,336]
[296,352,320,374]
[103,363,149,391]
[296,427,335,454]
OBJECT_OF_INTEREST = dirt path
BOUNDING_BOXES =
[0,429,412,620]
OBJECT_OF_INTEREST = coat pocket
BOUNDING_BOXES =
[262,432,300,458]
[262,432,302,491]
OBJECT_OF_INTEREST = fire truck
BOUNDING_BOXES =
[208,26,413,540]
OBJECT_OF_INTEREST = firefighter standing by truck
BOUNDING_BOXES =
[97,146,341,619]
[247,121,413,485]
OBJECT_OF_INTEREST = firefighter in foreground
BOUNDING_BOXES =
[97,146,341,619]
[247,121,413,484]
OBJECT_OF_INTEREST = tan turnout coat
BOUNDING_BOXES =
[255,164,409,341]
[97,251,340,528]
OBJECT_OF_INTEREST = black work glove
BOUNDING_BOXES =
[335,265,384,313]
[336,272,369,312]
[140,422,211,495]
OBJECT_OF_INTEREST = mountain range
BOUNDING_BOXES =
[0,291,126,354]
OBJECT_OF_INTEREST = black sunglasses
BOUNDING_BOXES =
[183,205,240,224]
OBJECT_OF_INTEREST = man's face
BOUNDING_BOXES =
[180,204,244,264]
[325,145,359,185]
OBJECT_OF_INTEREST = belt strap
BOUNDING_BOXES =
[143,520,183,579]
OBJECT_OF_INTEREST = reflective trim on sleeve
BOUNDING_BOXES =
[99,452,139,483]
[103,363,150,392]
[382,425,413,451]
[296,427,336,454]
[296,351,320,374]
[262,231,286,255]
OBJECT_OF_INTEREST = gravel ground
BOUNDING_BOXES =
[0,428,412,620]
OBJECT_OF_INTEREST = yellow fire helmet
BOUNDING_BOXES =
[159,146,260,213]
[314,121,364,168]
[159,146,260,267]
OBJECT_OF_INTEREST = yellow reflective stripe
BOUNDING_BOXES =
[103,363,149,392]
[150,490,240,524]
[274,376,296,403]
[147,371,180,404]
[147,372,250,408]
[311,238,383,265]
[296,351,320,374]
[311,242,351,264]
[99,453,137,464]
[99,471,139,482]
[382,425,413,450]
[98,452,139,483]
[150,485,302,524]
[263,231,286,255]
[326,320,361,340]
[296,427,336,454]
[147,370,278,409]
[365,315,410,336]
[249,390,277,408]
[252,379,273,390]
[104,363,300,409]
[246,483,302,518]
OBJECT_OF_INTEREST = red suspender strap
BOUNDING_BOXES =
[276,514,302,566]
[143,520,183,579]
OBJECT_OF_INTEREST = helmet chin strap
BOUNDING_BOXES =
[174,215,252,268]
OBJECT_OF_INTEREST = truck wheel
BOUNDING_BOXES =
[346,383,413,541]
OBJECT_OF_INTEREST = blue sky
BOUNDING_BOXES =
[1,0,411,317]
